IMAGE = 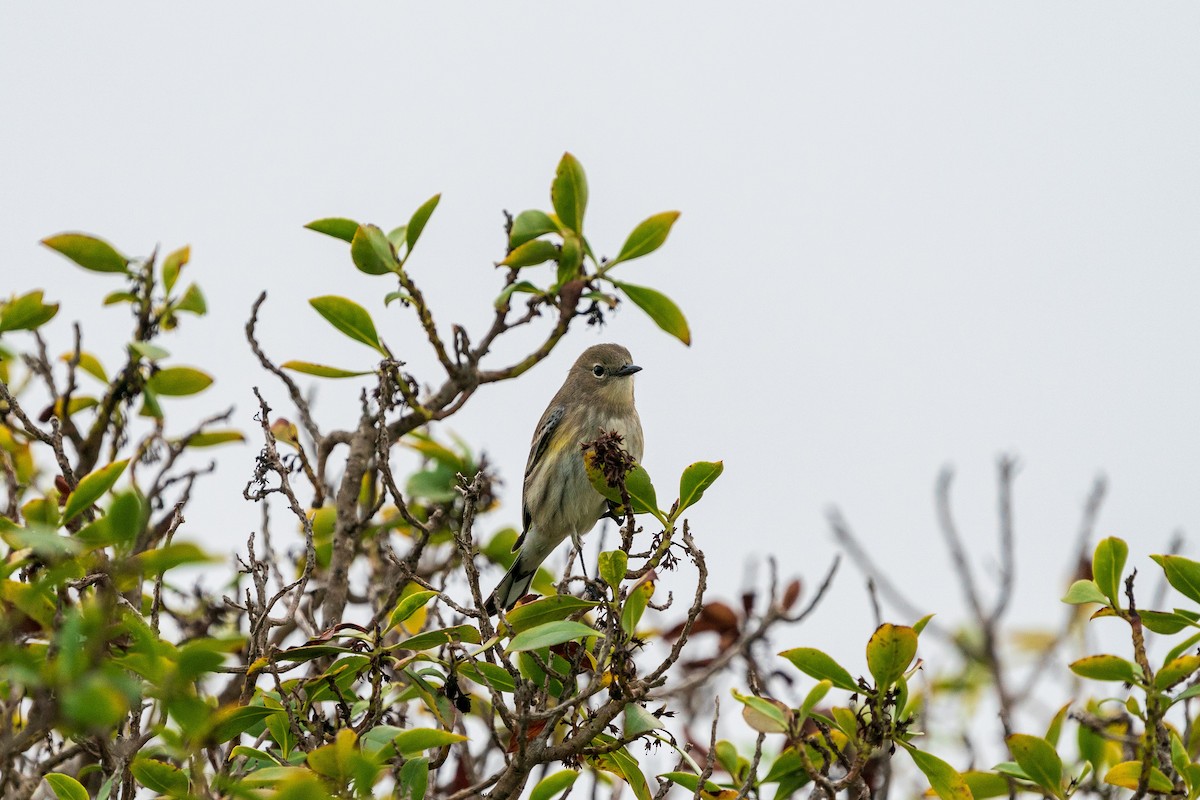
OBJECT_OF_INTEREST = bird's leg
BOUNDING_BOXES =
[570,531,590,580]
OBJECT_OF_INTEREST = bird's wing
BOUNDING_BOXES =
[514,404,566,549]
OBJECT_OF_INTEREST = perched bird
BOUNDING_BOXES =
[484,343,644,614]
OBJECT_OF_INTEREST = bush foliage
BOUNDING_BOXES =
[1,155,1198,799]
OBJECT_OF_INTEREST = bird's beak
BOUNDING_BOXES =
[615,364,642,377]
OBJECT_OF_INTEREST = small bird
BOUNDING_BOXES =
[484,343,644,614]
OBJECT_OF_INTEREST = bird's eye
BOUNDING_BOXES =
[592,364,605,377]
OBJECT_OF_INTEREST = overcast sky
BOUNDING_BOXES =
[3,5,1199,679]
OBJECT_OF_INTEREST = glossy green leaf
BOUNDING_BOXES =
[901,743,972,800]
[1156,654,1200,690]
[731,689,791,734]
[350,223,398,275]
[1151,554,1200,605]
[612,280,691,345]
[1006,733,1063,798]
[63,459,129,522]
[799,680,832,720]
[398,757,428,800]
[281,360,373,379]
[61,350,107,382]
[779,647,859,692]
[175,283,206,315]
[506,620,598,653]
[866,623,918,689]
[505,594,600,633]
[399,624,481,651]
[147,367,213,396]
[44,773,89,800]
[387,590,439,631]
[210,705,284,744]
[609,211,680,266]
[623,703,662,737]
[587,737,651,800]
[658,772,726,796]
[550,153,587,234]
[0,290,59,333]
[960,771,1014,799]
[509,209,559,248]
[130,342,170,361]
[501,239,559,268]
[678,460,723,513]
[161,245,190,293]
[1062,579,1108,605]
[405,193,441,254]
[178,429,245,448]
[133,542,212,574]
[1069,654,1140,683]
[1104,761,1173,793]
[457,661,517,693]
[584,457,661,519]
[309,295,386,355]
[556,233,583,285]
[1140,609,1194,634]
[598,549,629,592]
[530,770,579,800]
[42,233,128,273]
[131,757,188,796]
[1093,537,1128,607]
[305,217,360,242]
[494,280,541,309]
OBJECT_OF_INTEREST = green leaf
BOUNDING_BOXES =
[131,757,188,796]
[609,211,681,266]
[103,291,137,305]
[598,550,629,592]
[1151,554,1200,605]
[584,457,662,519]
[678,461,723,513]
[387,590,439,631]
[0,290,59,333]
[406,194,442,254]
[961,771,1014,799]
[61,350,107,382]
[398,624,481,651]
[779,647,859,692]
[134,542,213,574]
[798,680,832,720]
[1093,537,1128,607]
[505,594,600,633]
[612,280,691,345]
[1104,761,1174,793]
[509,209,560,248]
[162,245,190,293]
[556,233,584,285]
[623,703,662,737]
[1062,579,1108,605]
[1006,733,1063,799]
[178,429,246,448]
[457,661,517,693]
[305,217,360,242]
[147,367,214,396]
[390,727,467,756]
[399,757,429,800]
[1069,654,1141,683]
[587,737,651,800]
[506,620,598,653]
[900,743,972,800]
[130,342,170,361]
[309,296,386,355]
[210,705,284,744]
[530,770,579,800]
[494,280,542,309]
[550,153,588,235]
[1156,654,1200,690]
[1140,609,1194,635]
[866,623,918,690]
[42,233,129,273]
[731,688,791,734]
[350,223,399,275]
[501,239,559,269]
[174,283,206,315]
[64,459,129,523]
[281,360,374,379]
[44,773,89,800]
[658,772,726,796]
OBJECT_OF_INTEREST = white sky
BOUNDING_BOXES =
[4,4,1200,693]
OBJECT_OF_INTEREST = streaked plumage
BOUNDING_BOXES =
[484,343,644,614]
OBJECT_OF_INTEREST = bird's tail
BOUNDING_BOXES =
[483,549,541,616]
